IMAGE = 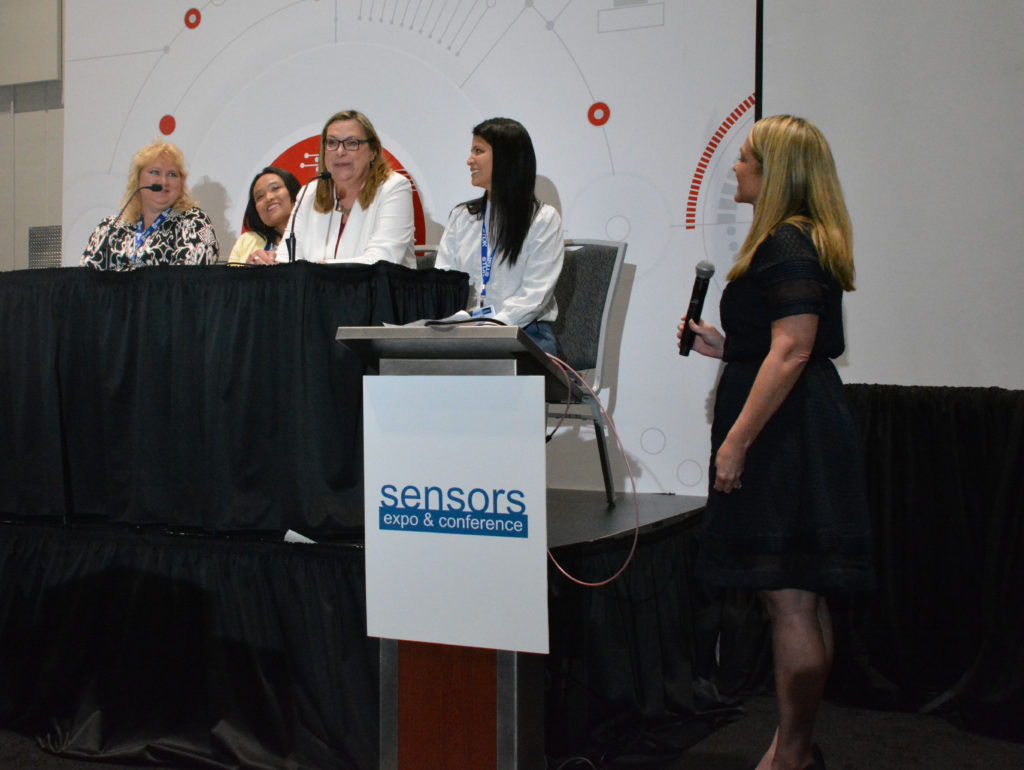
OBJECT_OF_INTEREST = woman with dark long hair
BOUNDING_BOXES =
[679,115,874,770]
[435,117,563,355]
[228,167,300,265]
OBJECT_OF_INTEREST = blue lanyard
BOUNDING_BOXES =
[134,209,171,256]
[480,212,493,298]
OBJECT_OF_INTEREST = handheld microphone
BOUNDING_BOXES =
[96,184,164,269]
[679,260,716,356]
[285,170,332,262]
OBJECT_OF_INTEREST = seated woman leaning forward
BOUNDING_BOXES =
[81,138,219,270]
[281,109,414,266]
[434,117,564,356]
[228,167,301,265]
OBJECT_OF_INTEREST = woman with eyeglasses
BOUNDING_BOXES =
[228,167,301,265]
[434,117,563,355]
[281,110,414,265]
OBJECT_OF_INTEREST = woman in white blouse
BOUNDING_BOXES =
[434,117,564,355]
[281,110,414,266]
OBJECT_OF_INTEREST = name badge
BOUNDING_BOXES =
[470,305,496,319]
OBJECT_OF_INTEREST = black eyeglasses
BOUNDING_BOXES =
[325,136,369,152]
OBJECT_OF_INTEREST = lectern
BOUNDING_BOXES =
[337,325,575,770]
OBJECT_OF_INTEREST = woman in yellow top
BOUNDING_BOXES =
[228,167,301,265]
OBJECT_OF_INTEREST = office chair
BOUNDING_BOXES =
[548,239,627,504]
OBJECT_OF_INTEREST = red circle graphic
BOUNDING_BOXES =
[159,115,176,135]
[185,9,201,29]
[588,102,610,126]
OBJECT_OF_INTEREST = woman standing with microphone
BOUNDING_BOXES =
[679,115,874,770]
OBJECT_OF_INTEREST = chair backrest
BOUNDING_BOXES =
[551,239,627,393]
[414,244,439,270]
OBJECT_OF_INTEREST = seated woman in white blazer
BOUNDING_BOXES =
[281,109,414,266]
[434,117,564,355]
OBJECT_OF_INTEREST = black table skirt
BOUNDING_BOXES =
[0,262,468,535]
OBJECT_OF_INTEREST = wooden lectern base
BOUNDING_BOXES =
[398,642,498,767]
[381,640,544,769]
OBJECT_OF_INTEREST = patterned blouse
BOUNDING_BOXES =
[80,206,219,270]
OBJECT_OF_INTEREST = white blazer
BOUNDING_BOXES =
[280,171,414,266]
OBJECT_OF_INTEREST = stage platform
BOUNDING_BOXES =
[547,488,706,548]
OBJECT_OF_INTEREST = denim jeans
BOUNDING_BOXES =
[522,320,557,357]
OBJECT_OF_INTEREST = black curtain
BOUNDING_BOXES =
[0,262,468,534]
[844,384,1024,739]
[701,385,1024,742]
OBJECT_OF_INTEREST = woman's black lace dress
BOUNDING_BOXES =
[695,225,875,593]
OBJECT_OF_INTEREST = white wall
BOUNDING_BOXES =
[0,0,63,272]
[1,109,63,270]
[0,103,64,273]
[764,1,1024,389]
[0,0,60,85]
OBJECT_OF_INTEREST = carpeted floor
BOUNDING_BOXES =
[664,694,1024,770]
[548,694,1024,770]
[2,694,1022,769]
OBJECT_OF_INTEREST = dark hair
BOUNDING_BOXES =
[242,167,301,246]
[465,117,540,266]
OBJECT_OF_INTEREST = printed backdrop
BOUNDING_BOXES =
[62,0,756,495]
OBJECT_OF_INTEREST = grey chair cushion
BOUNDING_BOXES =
[552,243,618,372]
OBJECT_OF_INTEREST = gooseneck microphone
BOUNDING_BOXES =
[679,260,716,356]
[96,184,164,269]
[285,170,332,262]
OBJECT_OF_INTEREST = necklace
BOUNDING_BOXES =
[334,196,351,215]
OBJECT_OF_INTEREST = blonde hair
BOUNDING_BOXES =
[313,110,392,213]
[730,115,855,291]
[118,138,197,223]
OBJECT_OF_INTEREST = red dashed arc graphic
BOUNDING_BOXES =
[685,94,756,230]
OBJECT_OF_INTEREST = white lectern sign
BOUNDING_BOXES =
[363,375,549,654]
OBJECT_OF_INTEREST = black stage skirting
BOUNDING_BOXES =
[0,494,713,770]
